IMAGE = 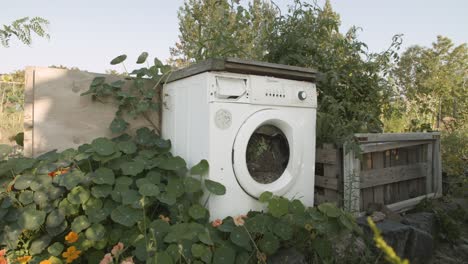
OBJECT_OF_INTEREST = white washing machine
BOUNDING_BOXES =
[162,59,317,220]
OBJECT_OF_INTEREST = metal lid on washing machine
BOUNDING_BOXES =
[164,58,318,84]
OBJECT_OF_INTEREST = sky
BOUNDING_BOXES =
[0,0,467,74]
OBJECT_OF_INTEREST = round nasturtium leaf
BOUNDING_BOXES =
[91,138,116,156]
[46,209,65,228]
[166,178,185,198]
[71,215,91,233]
[184,177,201,193]
[188,204,207,220]
[273,221,293,240]
[91,185,112,198]
[156,252,173,264]
[289,199,306,214]
[110,54,127,65]
[259,191,273,203]
[30,235,51,255]
[138,183,160,197]
[229,227,251,250]
[85,223,106,241]
[92,167,115,185]
[47,242,64,256]
[121,189,141,205]
[204,180,226,195]
[158,156,187,171]
[58,199,80,216]
[19,191,34,204]
[267,197,289,218]
[190,160,209,175]
[136,52,149,64]
[110,205,142,227]
[258,233,280,255]
[318,202,342,218]
[117,141,137,154]
[67,186,91,205]
[212,247,235,264]
[120,161,145,176]
[33,191,49,206]
[18,207,46,231]
[110,117,129,134]
[14,174,36,190]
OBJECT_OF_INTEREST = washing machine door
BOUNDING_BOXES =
[232,109,302,198]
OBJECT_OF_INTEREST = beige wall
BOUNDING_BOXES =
[24,67,160,157]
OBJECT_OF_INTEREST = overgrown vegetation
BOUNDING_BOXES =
[0,17,49,47]
[0,129,369,263]
[0,71,24,145]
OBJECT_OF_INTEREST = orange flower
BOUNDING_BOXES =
[48,167,70,178]
[159,215,170,223]
[0,257,6,264]
[233,215,245,226]
[39,259,52,264]
[0,249,6,256]
[65,231,79,243]
[211,219,223,228]
[62,246,81,263]
[16,256,32,264]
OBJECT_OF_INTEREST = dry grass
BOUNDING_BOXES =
[0,111,23,145]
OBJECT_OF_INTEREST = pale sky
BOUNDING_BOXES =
[1,0,467,73]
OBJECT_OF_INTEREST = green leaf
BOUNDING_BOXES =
[121,189,141,205]
[48,242,64,256]
[314,238,333,260]
[158,156,187,171]
[92,167,115,185]
[71,215,91,232]
[213,247,235,264]
[273,220,293,240]
[58,199,79,216]
[197,228,214,246]
[318,203,341,218]
[33,191,49,206]
[111,205,142,227]
[246,214,273,234]
[158,193,176,205]
[67,186,90,205]
[258,233,279,255]
[166,178,185,198]
[229,226,251,250]
[259,191,273,203]
[18,207,46,230]
[55,169,86,190]
[120,160,145,176]
[110,54,127,65]
[191,160,209,175]
[13,174,35,190]
[192,244,212,263]
[0,144,12,159]
[91,185,112,198]
[90,77,105,87]
[138,183,160,197]
[13,158,36,173]
[289,199,305,214]
[204,180,226,195]
[19,191,34,204]
[30,235,51,255]
[117,141,137,154]
[92,137,116,156]
[136,52,149,64]
[188,204,207,220]
[184,177,202,193]
[85,223,106,241]
[110,117,129,134]
[156,252,173,264]
[268,197,289,217]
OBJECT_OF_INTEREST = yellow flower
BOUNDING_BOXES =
[367,217,409,264]
[62,246,81,263]
[65,231,79,243]
[16,256,32,264]
[39,259,52,264]
[304,223,313,231]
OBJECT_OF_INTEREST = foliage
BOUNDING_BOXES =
[0,17,49,47]
[392,36,467,130]
[172,0,402,145]
[80,53,171,135]
[0,71,25,145]
[170,0,277,66]
[367,217,409,264]
[1,129,363,263]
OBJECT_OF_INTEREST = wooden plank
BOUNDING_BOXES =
[360,163,427,188]
[316,147,338,164]
[433,137,443,196]
[426,143,433,193]
[315,175,339,190]
[23,67,35,157]
[361,188,374,211]
[360,140,432,153]
[372,152,385,204]
[355,133,440,143]
[387,193,437,213]
[343,146,360,214]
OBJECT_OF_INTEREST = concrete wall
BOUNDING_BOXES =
[24,67,161,157]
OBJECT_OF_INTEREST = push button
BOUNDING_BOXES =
[298,91,307,100]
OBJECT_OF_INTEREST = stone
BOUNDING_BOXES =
[370,211,386,222]
[268,247,307,264]
[404,227,434,264]
[401,212,436,236]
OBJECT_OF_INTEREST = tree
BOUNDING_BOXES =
[170,0,277,66]
[0,17,49,47]
[393,36,468,129]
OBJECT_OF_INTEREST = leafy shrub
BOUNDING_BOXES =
[0,129,362,263]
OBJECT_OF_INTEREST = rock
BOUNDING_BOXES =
[404,226,434,264]
[371,211,386,222]
[268,247,307,264]
[365,202,402,222]
[401,212,436,236]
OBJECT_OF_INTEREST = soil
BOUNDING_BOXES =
[246,125,289,184]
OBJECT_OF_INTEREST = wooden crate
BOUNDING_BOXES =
[315,133,442,214]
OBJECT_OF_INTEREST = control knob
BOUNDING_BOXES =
[298,91,307,101]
